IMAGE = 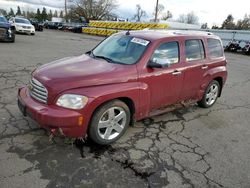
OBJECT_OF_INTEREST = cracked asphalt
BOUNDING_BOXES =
[0,30,250,188]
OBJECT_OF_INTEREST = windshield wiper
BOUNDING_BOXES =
[94,55,115,63]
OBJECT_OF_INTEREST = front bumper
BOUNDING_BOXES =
[0,28,14,42]
[18,86,87,138]
[16,27,35,34]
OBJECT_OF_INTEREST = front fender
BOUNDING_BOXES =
[57,81,150,121]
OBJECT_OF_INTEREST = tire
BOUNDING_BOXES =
[31,33,35,35]
[10,34,15,43]
[89,100,130,145]
[198,80,220,108]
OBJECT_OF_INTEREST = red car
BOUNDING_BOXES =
[18,30,227,145]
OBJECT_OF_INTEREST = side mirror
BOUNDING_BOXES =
[148,58,171,68]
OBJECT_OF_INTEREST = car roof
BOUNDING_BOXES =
[120,29,219,41]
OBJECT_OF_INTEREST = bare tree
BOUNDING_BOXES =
[177,14,186,23]
[162,10,172,20]
[70,0,118,21]
[186,12,199,24]
[177,11,199,25]
[133,4,146,22]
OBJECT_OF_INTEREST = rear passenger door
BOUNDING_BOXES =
[180,38,208,100]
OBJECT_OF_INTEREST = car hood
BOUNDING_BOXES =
[33,54,138,95]
[0,22,10,29]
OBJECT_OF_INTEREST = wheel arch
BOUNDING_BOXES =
[86,97,136,137]
[213,76,223,97]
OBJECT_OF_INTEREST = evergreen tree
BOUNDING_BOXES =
[48,10,53,21]
[41,7,48,21]
[0,9,7,16]
[221,14,236,29]
[53,10,58,17]
[22,11,26,17]
[16,6,21,15]
[36,8,42,21]
[59,10,64,18]
[9,8,15,16]
[236,14,250,30]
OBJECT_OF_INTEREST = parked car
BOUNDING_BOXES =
[9,17,35,35]
[242,42,250,55]
[45,21,63,29]
[29,18,43,31]
[0,15,15,42]
[17,30,228,145]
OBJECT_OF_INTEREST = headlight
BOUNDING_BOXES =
[56,94,88,109]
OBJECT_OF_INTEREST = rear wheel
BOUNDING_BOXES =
[89,100,130,145]
[198,80,220,108]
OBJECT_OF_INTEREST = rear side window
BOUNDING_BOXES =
[151,41,179,64]
[207,38,223,58]
[185,39,205,61]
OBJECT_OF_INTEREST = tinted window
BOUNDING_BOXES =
[151,42,179,64]
[208,38,223,58]
[185,39,205,61]
[0,16,7,23]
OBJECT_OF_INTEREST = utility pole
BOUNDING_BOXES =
[154,0,159,22]
[65,0,68,22]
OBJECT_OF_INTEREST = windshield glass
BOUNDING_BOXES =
[15,18,31,24]
[0,16,7,23]
[92,34,150,65]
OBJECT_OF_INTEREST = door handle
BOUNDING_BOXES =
[201,65,208,70]
[172,70,182,75]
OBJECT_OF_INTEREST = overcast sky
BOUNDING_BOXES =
[1,0,250,26]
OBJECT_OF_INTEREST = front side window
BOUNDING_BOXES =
[208,38,224,58]
[185,39,205,61]
[151,41,179,65]
[92,34,150,65]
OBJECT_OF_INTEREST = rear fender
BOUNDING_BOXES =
[198,66,227,99]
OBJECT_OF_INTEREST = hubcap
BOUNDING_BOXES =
[205,84,219,106]
[97,107,126,140]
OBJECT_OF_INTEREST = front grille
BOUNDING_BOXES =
[23,26,31,29]
[29,78,48,103]
[0,28,6,35]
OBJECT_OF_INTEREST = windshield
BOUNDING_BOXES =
[15,18,31,24]
[92,34,150,65]
[0,16,7,23]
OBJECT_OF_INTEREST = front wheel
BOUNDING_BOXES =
[198,80,220,108]
[89,100,130,145]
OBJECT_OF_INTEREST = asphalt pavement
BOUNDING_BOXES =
[0,30,250,188]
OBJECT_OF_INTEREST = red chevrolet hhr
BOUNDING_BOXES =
[18,30,227,145]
